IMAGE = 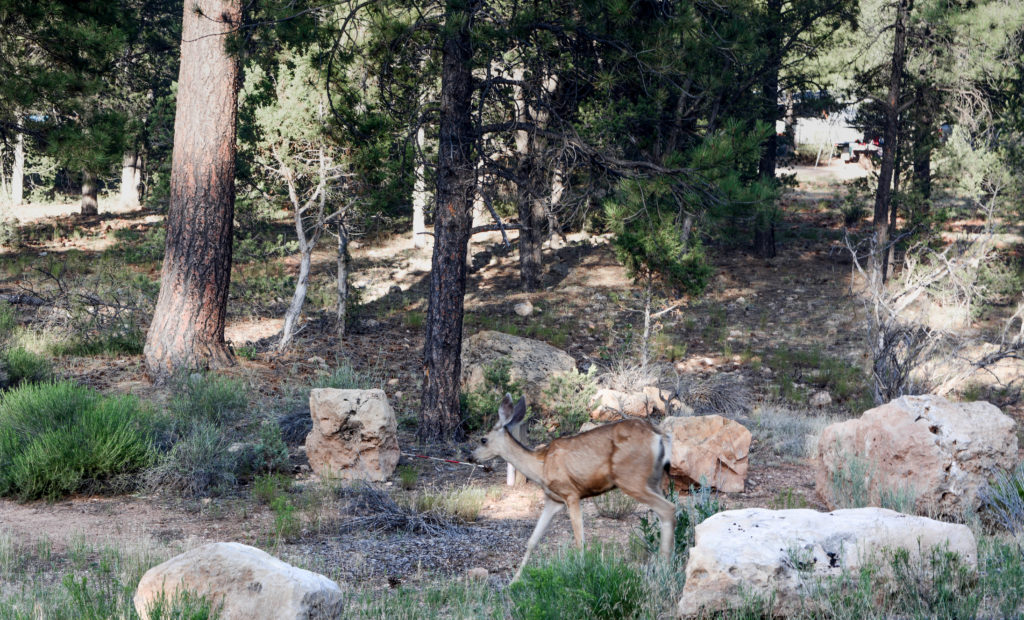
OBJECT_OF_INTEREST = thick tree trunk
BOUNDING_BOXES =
[754,0,781,259]
[419,0,476,442]
[11,129,24,207]
[120,150,142,209]
[412,125,429,249]
[144,0,241,382]
[80,170,98,216]
[513,67,551,290]
[870,0,910,286]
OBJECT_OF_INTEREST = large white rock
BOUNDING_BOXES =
[134,542,343,620]
[678,508,977,616]
[815,395,1017,514]
[460,330,577,405]
[661,415,751,493]
[305,388,399,481]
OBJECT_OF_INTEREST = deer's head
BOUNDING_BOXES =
[472,393,527,462]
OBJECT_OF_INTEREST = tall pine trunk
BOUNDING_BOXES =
[11,126,24,207]
[754,0,782,259]
[144,0,241,382]
[80,170,98,216]
[419,0,476,441]
[870,0,910,286]
[120,150,142,208]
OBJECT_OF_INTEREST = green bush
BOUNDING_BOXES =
[542,367,598,436]
[145,421,237,498]
[53,331,145,357]
[2,347,53,387]
[0,302,16,337]
[0,381,156,501]
[634,481,722,558]
[170,373,249,427]
[509,545,646,620]
[460,359,522,433]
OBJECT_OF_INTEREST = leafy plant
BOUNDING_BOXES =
[594,490,639,520]
[634,481,722,558]
[396,464,418,490]
[145,421,237,498]
[0,381,156,500]
[2,347,52,387]
[169,373,249,427]
[980,463,1024,533]
[509,545,646,620]
[460,358,523,433]
[541,367,598,436]
[251,473,292,505]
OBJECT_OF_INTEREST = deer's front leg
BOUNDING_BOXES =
[513,496,564,582]
[565,496,585,548]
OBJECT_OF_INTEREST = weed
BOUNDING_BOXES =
[145,421,237,498]
[169,373,249,427]
[312,361,376,390]
[0,303,15,338]
[251,473,293,505]
[634,481,722,558]
[0,381,156,500]
[404,310,425,329]
[396,464,418,490]
[509,545,646,620]
[541,367,598,436]
[235,346,259,360]
[461,358,522,433]
[270,495,301,541]
[2,347,52,387]
[767,347,872,413]
[750,404,834,461]
[770,488,810,510]
[828,450,873,509]
[341,579,500,618]
[980,462,1024,533]
[413,485,492,523]
[53,330,144,357]
[594,490,639,520]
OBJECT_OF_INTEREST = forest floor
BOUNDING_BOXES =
[0,164,1021,605]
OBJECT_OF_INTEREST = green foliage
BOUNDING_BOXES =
[635,481,722,559]
[396,464,418,490]
[509,545,646,620]
[169,373,249,427]
[766,347,872,413]
[460,358,523,433]
[270,495,301,541]
[251,473,293,505]
[53,331,144,357]
[593,490,639,520]
[412,485,493,523]
[980,463,1024,533]
[108,225,166,265]
[2,347,52,387]
[145,421,237,498]
[541,367,598,436]
[0,381,156,500]
[0,303,16,338]
[312,362,376,390]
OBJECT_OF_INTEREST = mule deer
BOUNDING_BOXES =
[472,394,675,580]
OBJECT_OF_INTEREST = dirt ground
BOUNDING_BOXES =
[0,166,1020,588]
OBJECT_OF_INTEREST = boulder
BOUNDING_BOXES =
[809,390,832,408]
[134,542,343,620]
[678,508,977,617]
[460,331,577,404]
[589,388,654,420]
[513,301,534,317]
[661,415,750,493]
[815,395,1017,514]
[305,388,399,482]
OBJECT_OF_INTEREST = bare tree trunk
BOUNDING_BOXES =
[754,0,782,259]
[336,221,349,338]
[412,125,429,249]
[80,170,98,216]
[120,150,142,209]
[144,0,241,382]
[11,128,24,207]
[513,67,552,290]
[870,0,911,286]
[420,0,477,442]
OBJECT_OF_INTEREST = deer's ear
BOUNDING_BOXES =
[497,393,515,426]
[508,396,527,427]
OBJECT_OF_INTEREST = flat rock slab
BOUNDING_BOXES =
[679,507,977,616]
[134,542,343,620]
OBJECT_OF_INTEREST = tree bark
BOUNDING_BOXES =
[412,125,429,249]
[870,0,911,286]
[80,170,98,216]
[11,128,24,207]
[144,0,241,382]
[120,149,142,209]
[419,0,477,442]
[754,0,782,259]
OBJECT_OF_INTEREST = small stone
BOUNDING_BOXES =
[466,567,489,581]
[387,378,400,386]
[394,391,403,399]
[514,301,534,317]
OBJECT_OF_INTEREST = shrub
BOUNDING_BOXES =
[593,490,639,520]
[413,485,492,523]
[52,331,144,357]
[170,373,249,427]
[634,481,722,558]
[750,404,834,461]
[396,464,418,490]
[980,463,1024,533]
[251,473,293,505]
[0,302,15,338]
[311,362,376,390]
[461,358,522,433]
[509,545,646,620]
[2,347,52,387]
[0,381,156,500]
[542,367,597,435]
[145,421,237,498]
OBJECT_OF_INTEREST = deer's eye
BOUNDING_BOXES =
[481,437,488,445]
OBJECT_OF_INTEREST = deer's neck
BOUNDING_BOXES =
[501,430,545,485]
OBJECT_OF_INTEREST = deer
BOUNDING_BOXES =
[472,393,676,581]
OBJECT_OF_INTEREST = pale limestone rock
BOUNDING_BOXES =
[809,390,832,408]
[589,388,653,420]
[134,542,343,620]
[661,415,750,493]
[815,395,1017,514]
[305,388,399,482]
[513,301,534,317]
[461,331,576,405]
[678,508,977,617]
